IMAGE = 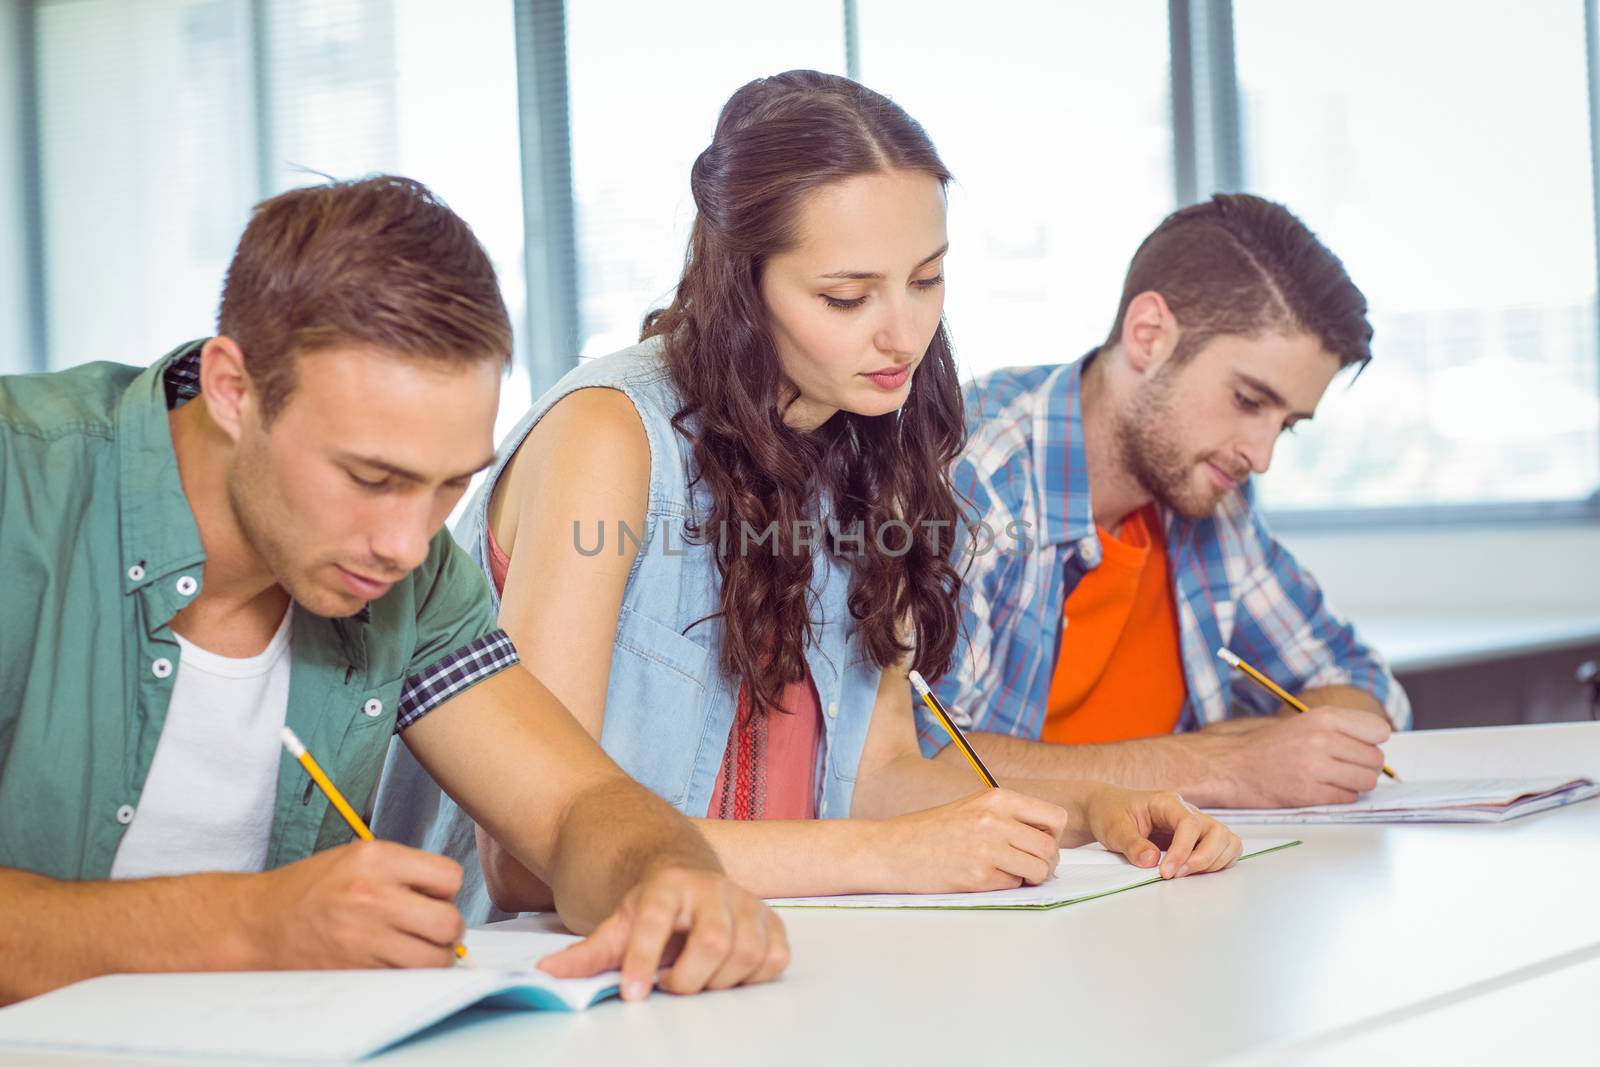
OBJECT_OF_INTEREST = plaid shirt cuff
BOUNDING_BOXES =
[394,629,520,732]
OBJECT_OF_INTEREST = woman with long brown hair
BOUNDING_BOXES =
[378,70,1239,923]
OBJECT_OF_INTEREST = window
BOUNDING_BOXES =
[565,0,1175,381]
[0,1,30,375]
[260,0,532,427]
[29,0,531,425]
[35,0,258,369]
[1235,0,1600,510]
[11,1,1600,520]
[565,0,846,359]
[855,0,1173,380]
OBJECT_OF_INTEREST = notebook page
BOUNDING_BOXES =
[460,928,622,1009]
[1207,777,1598,823]
[766,838,1298,909]
[0,932,624,1062]
[0,969,512,1062]
[461,928,585,970]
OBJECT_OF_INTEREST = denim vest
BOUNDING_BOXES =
[372,338,881,921]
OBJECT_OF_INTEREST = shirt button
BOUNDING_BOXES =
[1079,537,1101,566]
[175,575,198,596]
[826,702,838,719]
[362,699,384,718]
[151,658,173,679]
[115,804,135,825]
[126,564,145,582]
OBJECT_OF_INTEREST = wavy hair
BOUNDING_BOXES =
[643,70,965,715]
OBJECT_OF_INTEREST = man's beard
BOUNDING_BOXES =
[226,451,345,618]
[1116,369,1238,519]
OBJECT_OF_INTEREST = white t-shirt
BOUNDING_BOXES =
[110,609,294,879]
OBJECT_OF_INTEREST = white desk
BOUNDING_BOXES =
[1221,945,1600,1066]
[1380,718,1600,779]
[17,723,1600,1067]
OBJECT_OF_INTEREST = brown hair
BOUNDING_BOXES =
[644,70,965,714]
[1104,193,1373,371]
[218,174,513,419]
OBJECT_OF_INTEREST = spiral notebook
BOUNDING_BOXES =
[1205,776,1600,824]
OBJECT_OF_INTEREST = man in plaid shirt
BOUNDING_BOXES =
[927,194,1410,809]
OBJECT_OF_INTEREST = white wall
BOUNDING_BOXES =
[0,0,29,374]
[1279,523,1600,618]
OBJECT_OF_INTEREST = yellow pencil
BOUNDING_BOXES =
[1215,648,1400,781]
[279,727,469,961]
[908,670,999,788]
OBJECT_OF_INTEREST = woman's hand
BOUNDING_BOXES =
[870,788,1070,894]
[1078,785,1242,878]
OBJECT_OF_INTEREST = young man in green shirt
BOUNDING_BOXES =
[0,176,785,1005]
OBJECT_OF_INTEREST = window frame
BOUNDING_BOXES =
[15,0,46,373]
[9,0,1600,523]
[1188,0,1600,526]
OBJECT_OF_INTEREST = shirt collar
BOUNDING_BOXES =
[1035,351,1099,551]
[114,339,373,627]
[115,341,209,605]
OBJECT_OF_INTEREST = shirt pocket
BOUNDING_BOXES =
[600,605,714,810]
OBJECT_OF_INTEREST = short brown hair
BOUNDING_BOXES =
[1104,193,1372,371]
[217,174,513,419]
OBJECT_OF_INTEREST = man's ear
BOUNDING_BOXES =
[1119,291,1180,376]
[198,336,257,444]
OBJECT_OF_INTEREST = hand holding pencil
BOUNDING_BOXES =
[909,670,1242,879]
[1216,648,1400,790]
[248,728,470,968]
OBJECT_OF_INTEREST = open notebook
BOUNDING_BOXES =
[1205,776,1600,824]
[0,929,617,1063]
[766,838,1299,909]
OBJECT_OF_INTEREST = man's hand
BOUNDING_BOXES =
[1197,715,1277,737]
[537,867,788,1001]
[1079,785,1242,878]
[245,841,466,969]
[1207,705,1392,807]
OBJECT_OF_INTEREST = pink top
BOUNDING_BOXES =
[487,526,821,821]
[707,674,821,821]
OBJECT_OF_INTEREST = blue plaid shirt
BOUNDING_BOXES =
[921,354,1410,753]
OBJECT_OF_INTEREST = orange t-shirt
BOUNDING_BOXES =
[1042,505,1187,744]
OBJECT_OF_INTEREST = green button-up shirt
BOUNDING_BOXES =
[0,341,518,880]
